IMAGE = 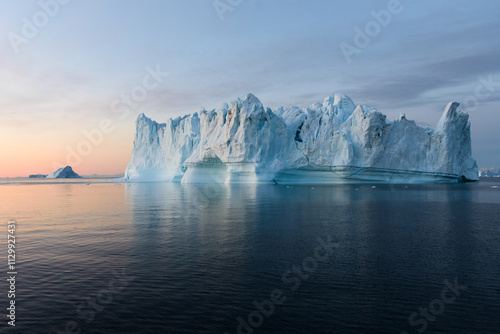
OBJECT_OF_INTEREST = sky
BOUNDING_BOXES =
[0,0,499,177]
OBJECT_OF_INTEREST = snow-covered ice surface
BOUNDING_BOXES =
[124,93,479,184]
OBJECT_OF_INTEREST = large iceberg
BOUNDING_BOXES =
[125,93,478,184]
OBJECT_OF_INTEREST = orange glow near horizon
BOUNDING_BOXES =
[0,127,134,178]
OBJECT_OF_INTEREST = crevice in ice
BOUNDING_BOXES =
[294,122,304,142]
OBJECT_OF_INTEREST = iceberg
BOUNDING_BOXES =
[125,93,478,184]
[46,166,82,179]
[29,174,47,178]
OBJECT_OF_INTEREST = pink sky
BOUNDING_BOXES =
[0,119,135,178]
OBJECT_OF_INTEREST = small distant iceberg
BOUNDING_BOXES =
[46,166,82,179]
[29,174,47,178]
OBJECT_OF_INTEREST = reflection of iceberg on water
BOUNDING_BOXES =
[124,93,479,184]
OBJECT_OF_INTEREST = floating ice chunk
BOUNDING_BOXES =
[46,166,82,179]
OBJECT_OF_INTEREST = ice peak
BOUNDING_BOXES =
[435,102,463,133]
[136,113,150,127]
[237,93,264,115]
[333,92,355,109]
[244,93,263,107]
[137,113,153,123]
[322,92,356,124]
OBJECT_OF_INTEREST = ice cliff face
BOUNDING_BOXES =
[125,93,479,183]
[124,113,200,181]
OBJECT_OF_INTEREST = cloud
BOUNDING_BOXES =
[346,51,500,109]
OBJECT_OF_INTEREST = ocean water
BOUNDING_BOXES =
[0,179,499,334]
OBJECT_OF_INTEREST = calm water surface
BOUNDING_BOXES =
[0,179,499,333]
